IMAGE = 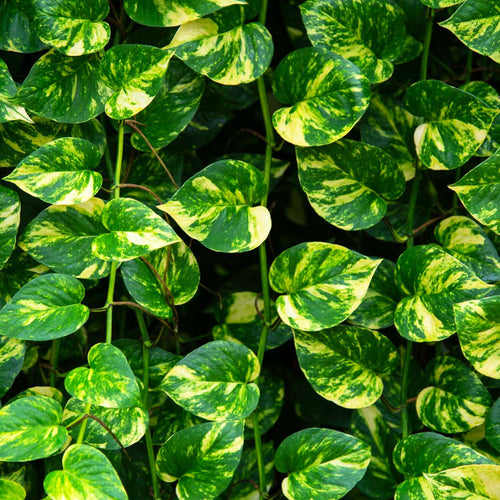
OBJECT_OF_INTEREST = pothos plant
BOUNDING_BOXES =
[0,0,499,498]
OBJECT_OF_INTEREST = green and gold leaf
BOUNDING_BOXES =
[419,0,464,6]
[65,342,142,409]
[394,244,491,342]
[269,242,382,331]
[0,186,20,270]
[156,420,244,500]
[455,296,500,379]
[274,428,371,500]
[272,47,370,147]
[0,59,32,123]
[404,80,498,170]
[300,0,408,83]
[297,140,405,231]
[92,198,181,262]
[294,326,398,409]
[486,397,500,452]
[158,160,271,253]
[0,395,68,461]
[160,340,260,421]
[0,273,89,341]
[416,356,492,434]
[33,0,110,56]
[0,479,25,500]
[0,336,25,398]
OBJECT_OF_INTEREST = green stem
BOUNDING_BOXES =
[76,402,92,445]
[419,8,434,82]
[252,413,267,498]
[144,428,160,500]
[465,50,473,85]
[49,339,61,387]
[258,0,269,25]
[113,121,125,200]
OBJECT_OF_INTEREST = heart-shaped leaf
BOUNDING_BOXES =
[272,47,370,147]
[0,273,89,341]
[0,336,25,398]
[0,185,20,270]
[43,444,127,500]
[160,340,260,421]
[158,160,271,253]
[0,59,32,123]
[269,242,382,331]
[296,140,405,230]
[156,420,245,500]
[486,397,500,452]
[0,479,25,500]
[3,137,102,205]
[274,428,371,500]
[92,198,181,262]
[0,395,68,461]
[65,342,142,408]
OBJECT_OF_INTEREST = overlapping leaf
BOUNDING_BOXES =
[0,186,20,270]
[297,140,405,230]
[0,479,25,500]
[0,59,31,123]
[420,0,464,6]
[272,47,370,147]
[486,398,500,452]
[158,160,271,253]
[394,244,491,342]
[0,336,25,398]
[269,242,381,331]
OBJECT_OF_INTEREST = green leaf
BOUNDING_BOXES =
[486,397,500,452]
[130,60,204,151]
[300,0,408,83]
[3,137,102,204]
[394,244,491,342]
[0,336,25,398]
[43,444,127,500]
[269,242,382,331]
[65,342,142,409]
[449,151,500,235]
[156,420,244,500]
[17,50,112,123]
[124,0,245,27]
[158,160,271,253]
[120,241,200,318]
[435,216,500,282]
[101,44,172,119]
[455,296,500,380]
[18,198,112,280]
[0,59,32,123]
[0,395,68,461]
[419,0,463,6]
[272,47,370,147]
[169,8,273,85]
[0,273,89,341]
[416,356,492,434]
[63,398,148,450]
[296,140,405,231]
[0,479,25,500]
[294,326,398,409]
[160,340,260,421]
[33,0,110,56]
[404,80,498,170]
[274,428,371,500]
[440,0,500,63]
[92,198,181,262]
[0,186,20,270]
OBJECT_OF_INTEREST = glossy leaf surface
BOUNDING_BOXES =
[0,59,32,122]
[0,185,20,270]
[0,479,25,500]
[486,398,500,452]
[0,336,25,398]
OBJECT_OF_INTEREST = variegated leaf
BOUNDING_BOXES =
[3,137,102,205]
[101,44,172,119]
[131,60,204,151]
[300,0,408,83]
[160,340,260,421]
[168,7,273,85]
[294,326,398,409]
[33,0,110,56]
[404,80,499,170]
[124,0,245,27]
[272,47,370,147]
[63,398,148,450]
[0,395,68,461]
[440,0,500,64]
[394,244,491,342]
[269,242,382,331]
[18,198,111,280]
[92,198,181,262]
[17,50,112,123]
[0,479,25,500]
[416,356,492,434]
[153,398,202,445]
[435,216,500,282]
[0,336,25,398]
[486,397,500,452]
[65,342,142,409]
[274,428,371,500]
[297,140,405,231]
[455,296,500,379]
[0,185,20,270]
[0,59,31,123]
[156,420,244,500]
[0,273,89,341]
[14,385,64,403]
[43,444,127,500]
[158,160,271,253]
[449,152,500,235]
[420,0,463,6]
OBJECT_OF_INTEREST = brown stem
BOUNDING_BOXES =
[412,213,450,236]
[118,183,164,205]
